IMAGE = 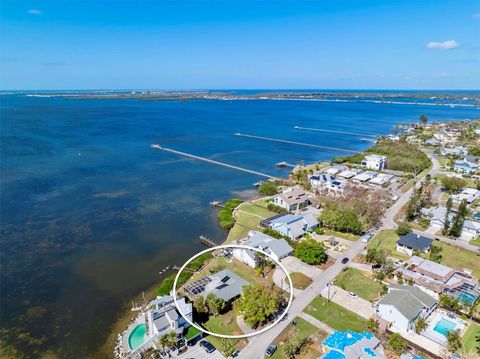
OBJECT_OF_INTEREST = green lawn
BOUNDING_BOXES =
[203,307,242,355]
[184,326,201,340]
[291,272,313,290]
[334,268,383,302]
[226,202,277,242]
[367,229,408,259]
[462,323,480,355]
[324,229,360,241]
[269,317,326,359]
[469,237,480,247]
[304,296,366,332]
[435,242,480,278]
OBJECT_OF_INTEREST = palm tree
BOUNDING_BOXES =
[166,331,177,348]
[157,335,168,354]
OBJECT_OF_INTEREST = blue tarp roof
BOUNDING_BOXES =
[322,330,374,351]
[322,349,346,359]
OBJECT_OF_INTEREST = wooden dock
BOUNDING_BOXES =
[199,235,218,247]
[234,133,358,153]
[151,144,275,179]
[210,201,224,208]
[294,126,377,138]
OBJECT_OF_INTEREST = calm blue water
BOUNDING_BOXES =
[1,93,478,357]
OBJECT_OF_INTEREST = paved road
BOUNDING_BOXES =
[412,229,480,252]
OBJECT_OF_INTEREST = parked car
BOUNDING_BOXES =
[394,259,404,267]
[177,346,188,354]
[341,257,349,264]
[348,292,358,299]
[199,340,215,353]
[361,233,374,243]
[229,349,240,358]
[266,344,277,357]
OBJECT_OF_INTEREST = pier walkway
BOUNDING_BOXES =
[151,144,274,179]
[294,126,378,138]
[234,133,358,153]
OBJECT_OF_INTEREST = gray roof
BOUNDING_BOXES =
[378,285,437,321]
[203,269,248,302]
[241,231,293,259]
[397,232,432,251]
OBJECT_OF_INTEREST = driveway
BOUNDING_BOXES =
[176,341,226,359]
[280,256,322,278]
[320,285,374,319]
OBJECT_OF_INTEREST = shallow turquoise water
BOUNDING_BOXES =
[433,318,457,336]
[128,323,147,351]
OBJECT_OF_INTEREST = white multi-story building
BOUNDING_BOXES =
[362,154,387,171]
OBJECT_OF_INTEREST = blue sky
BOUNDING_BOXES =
[1,0,479,90]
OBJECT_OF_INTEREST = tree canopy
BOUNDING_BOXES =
[319,203,362,234]
[294,239,328,265]
[237,284,283,328]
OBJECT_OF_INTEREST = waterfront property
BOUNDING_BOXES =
[369,173,394,186]
[272,186,310,211]
[362,154,387,171]
[396,232,433,256]
[337,168,362,179]
[233,230,293,268]
[260,213,318,239]
[325,164,349,175]
[183,269,248,302]
[122,295,193,355]
[308,172,347,195]
[394,256,480,304]
[352,171,377,183]
[376,284,437,332]
[319,330,386,359]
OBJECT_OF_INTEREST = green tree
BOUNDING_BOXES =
[443,197,453,235]
[194,296,207,314]
[446,329,462,353]
[429,245,443,263]
[205,293,226,316]
[387,333,408,353]
[419,114,428,124]
[395,222,411,236]
[365,248,377,263]
[237,284,283,328]
[449,200,468,238]
[157,335,169,353]
[441,176,467,194]
[405,187,421,221]
[319,203,362,234]
[259,181,278,196]
[366,318,379,333]
[293,239,328,265]
[415,317,426,334]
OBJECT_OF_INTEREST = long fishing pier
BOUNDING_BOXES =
[234,133,358,154]
[294,126,378,138]
[151,144,274,179]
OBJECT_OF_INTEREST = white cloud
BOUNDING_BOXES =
[426,40,459,50]
[27,9,43,15]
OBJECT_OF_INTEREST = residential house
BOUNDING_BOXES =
[338,169,362,179]
[261,213,318,240]
[320,330,386,359]
[272,186,310,211]
[395,256,480,304]
[420,206,454,233]
[441,147,468,157]
[362,154,387,171]
[308,172,346,195]
[353,171,377,183]
[454,159,478,174]
[325,165,349,175]
[452,188,480,204]
[233,230,293,268]
[376,285,438,332]
[369,173,394,186]
[183,269,248,302]
[396,233,433,256]
[147,295,193,338]
[461,220,480,241]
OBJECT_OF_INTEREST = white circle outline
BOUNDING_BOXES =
[173,244,294,339]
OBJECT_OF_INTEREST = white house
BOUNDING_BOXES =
[452,188,480,204]
[454,159,478,174]
[420,206,454,233]
[376,285,437,332]
[263,213,318,239]
[309,173,335,189]
[325,165,349,175]
[272,186,310,211]
[233,231,293,267]
[353,171,377,183]
[362,154,387,171]
[369,173,394,186]
[441,146,468,157]
[147,295,192,337]
[461,220,480,241]
[337,169,362,179]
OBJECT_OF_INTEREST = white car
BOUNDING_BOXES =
[348,292,358,299]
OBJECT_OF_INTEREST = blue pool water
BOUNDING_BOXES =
[128,323,147,351]
[458,292,477,305]
[433,318,457,336]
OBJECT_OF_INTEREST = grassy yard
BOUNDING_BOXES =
[462,323,480,355]
[324,229,360,241]
[367,229,409,259]
[304,296,366,332]
[269,317,327,359]
[435,242,480,278]
[226,202,277,242]
[334,268,383,302]
[469,237,480,247]
[203,306,245,355]
[291,272,313,290]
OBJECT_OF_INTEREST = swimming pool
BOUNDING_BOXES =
[128,323,147,351]
[433,318,457,336]
[458,292,477,305]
